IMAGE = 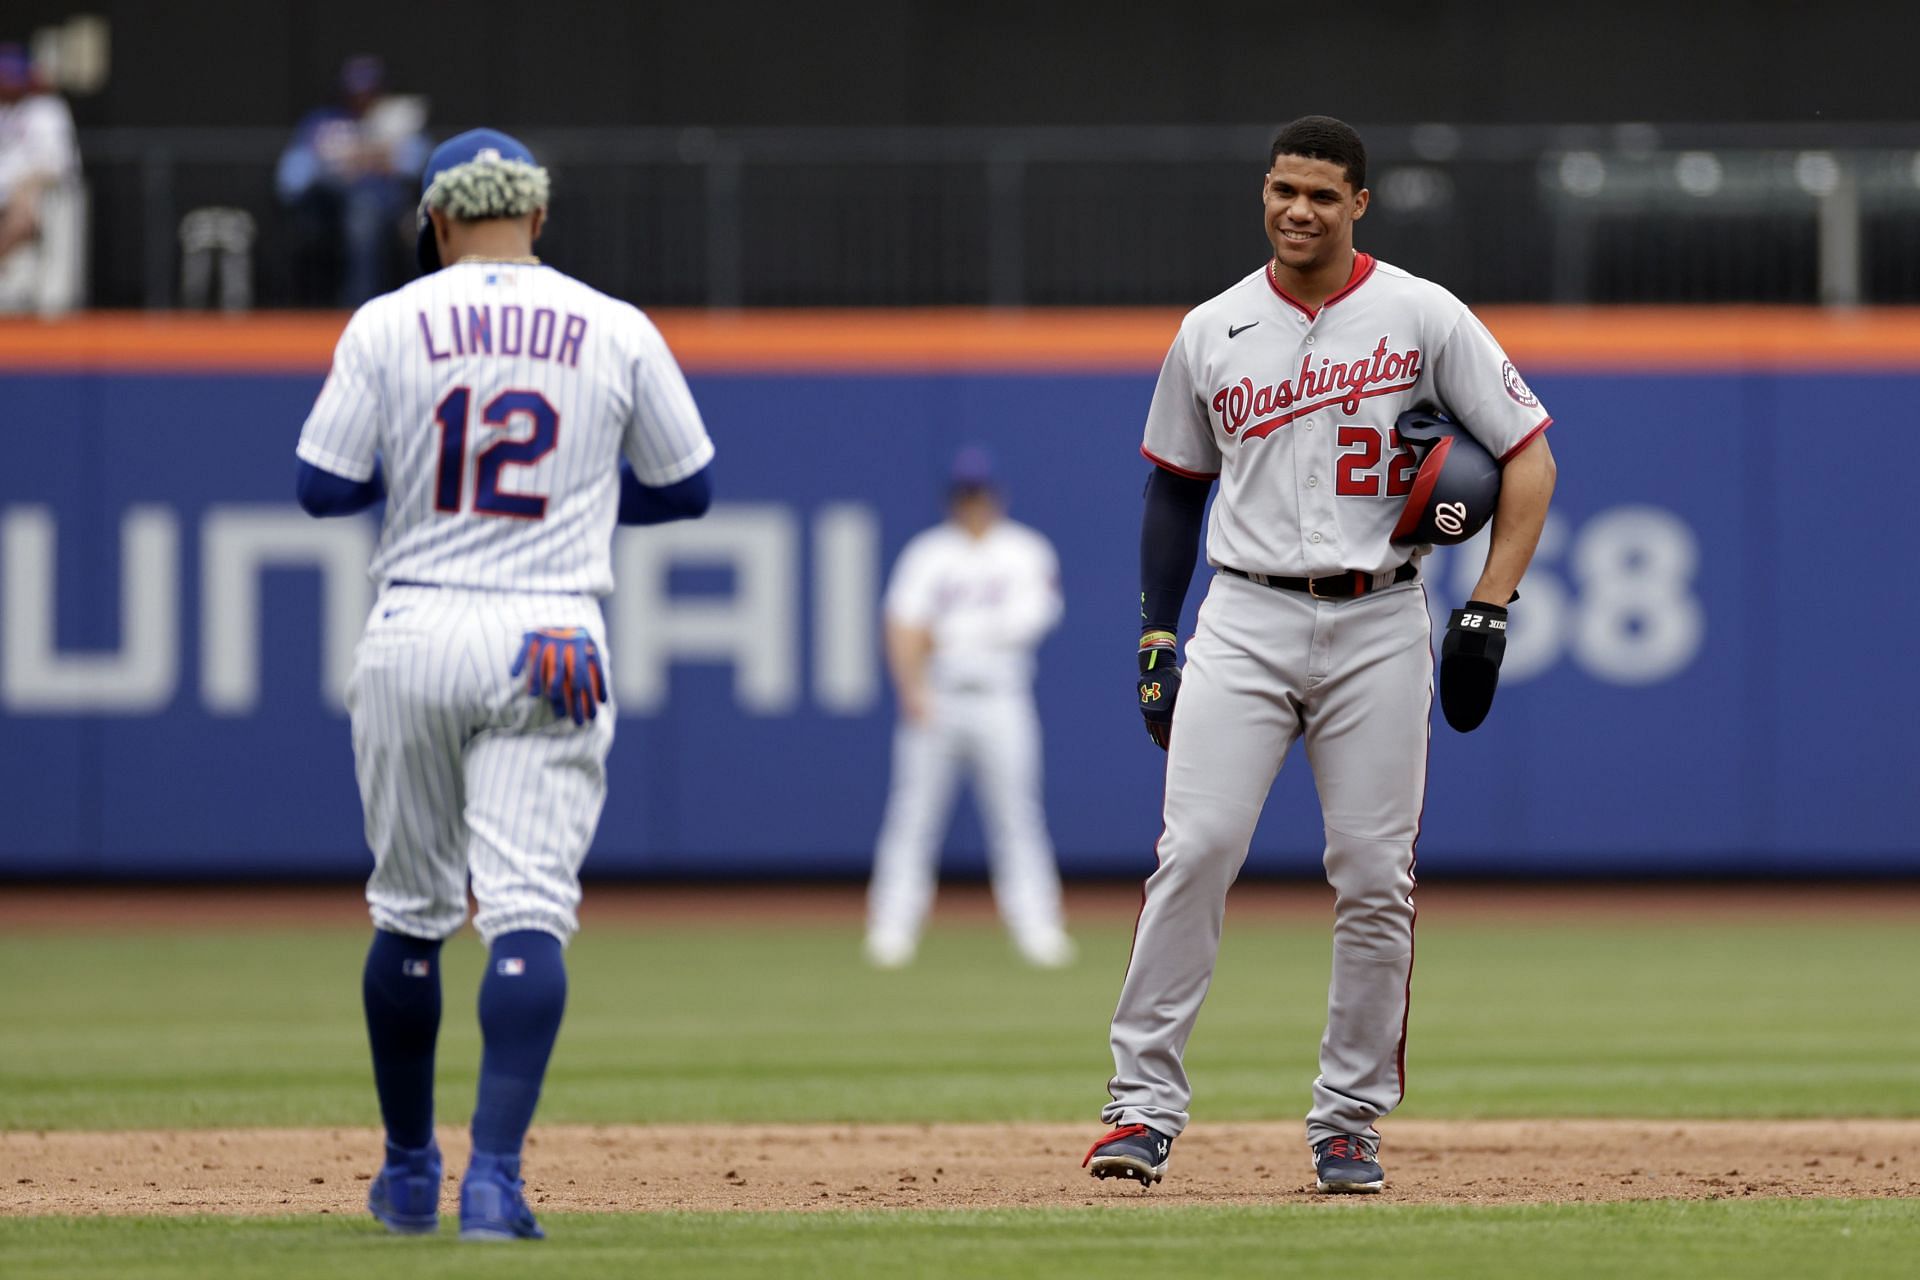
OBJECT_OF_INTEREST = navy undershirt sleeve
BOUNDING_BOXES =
[1140,464,1213,633]
[618,461,713,525]
[296,459,384,517]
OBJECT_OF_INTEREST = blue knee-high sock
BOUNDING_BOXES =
[362,930,444,1151]
[471,930,568,1158]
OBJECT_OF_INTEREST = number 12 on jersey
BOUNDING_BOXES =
[434,387,560,520]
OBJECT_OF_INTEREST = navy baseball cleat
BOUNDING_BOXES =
[1084,1124,1173,1187]
[1312,1135,1385,1193]
[459,1151,546,1241]
[367,1140,442,1234]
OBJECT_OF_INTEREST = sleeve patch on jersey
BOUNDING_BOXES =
[1502,361,1539,408]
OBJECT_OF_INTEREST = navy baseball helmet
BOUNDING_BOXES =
[415,128,542,274]
[1389,408,1502,546]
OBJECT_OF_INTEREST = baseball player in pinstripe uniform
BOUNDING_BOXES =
[295,129,716,1240]
[864,448,1072,969]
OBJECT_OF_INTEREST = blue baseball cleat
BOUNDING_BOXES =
[1312,1134,1386,1193]
[367,1140,442,1234]
[458,1151,546,1241]
[1084,1123,1174,1188]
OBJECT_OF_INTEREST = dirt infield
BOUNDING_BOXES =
[6,885,1915,1218]
[3,1120,1916,1216]
[4,881,1919,932]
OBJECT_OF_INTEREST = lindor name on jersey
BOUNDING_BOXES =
[416,304,589,368]
[1210,336,1423,441]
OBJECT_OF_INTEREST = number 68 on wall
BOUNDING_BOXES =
[1423,505,1704,687]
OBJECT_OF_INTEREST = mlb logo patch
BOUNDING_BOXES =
[496,957,527,977]
[402,959,431,978]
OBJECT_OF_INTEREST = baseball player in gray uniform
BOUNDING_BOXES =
[1084,117,1557,1193]
[295,129,716,1239]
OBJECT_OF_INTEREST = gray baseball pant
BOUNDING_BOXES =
[1102,571,1430,1155]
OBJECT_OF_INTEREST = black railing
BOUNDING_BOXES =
[74,123,1920,310]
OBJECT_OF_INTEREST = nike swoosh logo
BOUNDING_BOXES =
[1228,322,1260,338]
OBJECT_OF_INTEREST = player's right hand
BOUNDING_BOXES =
[1137,631,1181,751]
[511,627,608,726]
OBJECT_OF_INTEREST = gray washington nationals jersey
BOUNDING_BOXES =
[1141,254,1552,577]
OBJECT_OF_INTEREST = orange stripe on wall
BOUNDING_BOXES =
[1487,307,1920,371]
[3,307,1919,373]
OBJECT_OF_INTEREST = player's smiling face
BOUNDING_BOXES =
[1263,155,1368,273]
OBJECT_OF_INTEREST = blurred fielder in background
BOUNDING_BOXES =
[865,448,1074,969]
[295,128,716,1240]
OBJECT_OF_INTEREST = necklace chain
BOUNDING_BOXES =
[1269,251,1357,294]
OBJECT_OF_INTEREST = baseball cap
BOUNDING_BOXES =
[419,128,539,201]
[415,128,544,274]
[948,446,996,493]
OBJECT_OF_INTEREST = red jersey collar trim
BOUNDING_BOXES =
[1266,251,1375,320]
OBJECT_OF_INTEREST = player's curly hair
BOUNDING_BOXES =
[1269,116,1367,192]
[421,153,552,223]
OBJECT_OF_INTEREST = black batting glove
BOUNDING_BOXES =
[1439,602,1508,733]
[1137,630,1181,751]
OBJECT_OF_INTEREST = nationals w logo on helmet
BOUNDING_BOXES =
[1390,408,1502,547]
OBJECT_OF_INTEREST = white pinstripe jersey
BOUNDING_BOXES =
[1141,254,1552,578]
[297,261,715,596]
[884,520,1063,692]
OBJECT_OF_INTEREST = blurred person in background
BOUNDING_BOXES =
[0,42,82,314]
[865,447,1074,969]
[277,54,428,306]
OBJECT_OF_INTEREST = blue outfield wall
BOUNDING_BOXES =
[0,365,1914,879]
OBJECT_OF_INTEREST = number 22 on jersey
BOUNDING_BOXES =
[1334,424,1418,497]
[434,387,560,520]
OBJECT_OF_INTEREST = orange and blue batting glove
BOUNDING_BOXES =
[511,627,608,726]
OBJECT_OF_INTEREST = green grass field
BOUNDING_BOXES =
[4,902,1919,1276]
[9,1201,1920,1280]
